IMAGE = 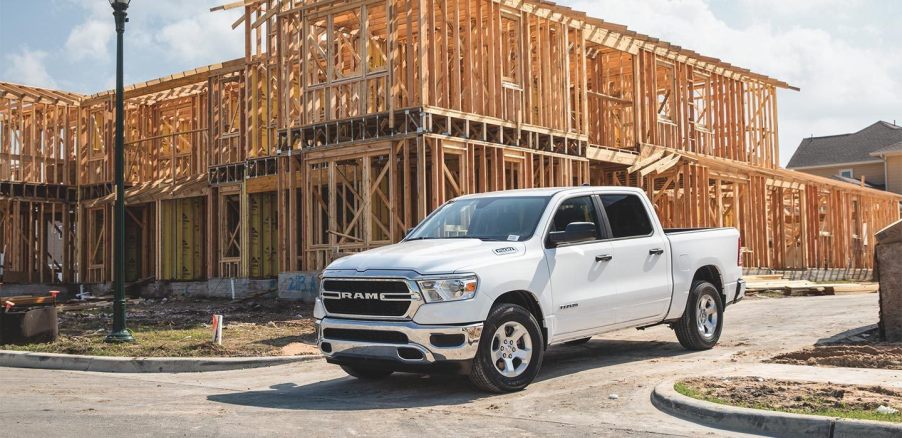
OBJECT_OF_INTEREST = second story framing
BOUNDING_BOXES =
[227,0,795,168]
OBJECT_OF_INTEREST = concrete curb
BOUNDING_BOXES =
[651,380,902,438]
[0,350,323,373]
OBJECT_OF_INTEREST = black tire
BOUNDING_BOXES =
[674,281,724,351]
[564,337,592,346]
[340,364,393,380]
[469,303,545,393]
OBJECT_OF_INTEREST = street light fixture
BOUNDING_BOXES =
[105,0,134,343]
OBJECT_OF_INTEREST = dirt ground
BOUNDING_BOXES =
[769,326,902,370]
[3,297,318,357]
[771,345,902,369]
[677,377,902,423]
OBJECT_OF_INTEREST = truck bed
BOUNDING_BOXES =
[664,227,732,234]
[662,226,743,320]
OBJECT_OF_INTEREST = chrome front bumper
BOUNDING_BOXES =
[317,317,483,364]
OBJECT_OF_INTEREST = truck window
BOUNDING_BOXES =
[550,196,601,239]
[600,194,653,238]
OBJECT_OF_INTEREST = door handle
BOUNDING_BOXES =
[595,254,613,262]
[649,248,665,255]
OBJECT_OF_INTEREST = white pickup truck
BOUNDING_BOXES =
[315,187,745,392]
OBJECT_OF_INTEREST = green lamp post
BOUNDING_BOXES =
[105,0,135,343]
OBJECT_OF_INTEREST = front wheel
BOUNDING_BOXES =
[673,281,724,350]
[469,303,545,393]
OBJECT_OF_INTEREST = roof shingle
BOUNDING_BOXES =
[872,141,902,156]
[787,121,902,168]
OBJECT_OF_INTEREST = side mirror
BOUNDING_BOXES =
[548,222,597,246]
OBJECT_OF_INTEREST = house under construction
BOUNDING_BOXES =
[1,0,899,289]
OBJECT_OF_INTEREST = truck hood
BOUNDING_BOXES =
[325,239,527,274]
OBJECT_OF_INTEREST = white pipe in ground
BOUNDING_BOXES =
[212,314,223,345]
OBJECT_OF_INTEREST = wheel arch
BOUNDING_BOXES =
[492,290,547,348]
[693,265,725,305]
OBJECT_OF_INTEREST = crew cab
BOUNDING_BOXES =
[314,187,746,392]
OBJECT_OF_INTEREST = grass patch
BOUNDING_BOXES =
[675,377,902,424]
[674,381,728,404]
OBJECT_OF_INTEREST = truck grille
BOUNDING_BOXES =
[321,279,418,317]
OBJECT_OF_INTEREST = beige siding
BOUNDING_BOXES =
[797,162,886,186]
[886,155,902,195]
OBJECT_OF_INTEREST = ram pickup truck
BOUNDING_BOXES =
[315,186,745,392]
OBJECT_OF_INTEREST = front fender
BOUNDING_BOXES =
[412,253,551,325]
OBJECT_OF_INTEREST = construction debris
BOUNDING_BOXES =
[877,406,899,415]
[744,275,877,296]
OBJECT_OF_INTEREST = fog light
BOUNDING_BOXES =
[430,333,466,348]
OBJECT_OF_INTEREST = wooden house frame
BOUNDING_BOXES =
[0,0,899,285]
[0,83,79,284]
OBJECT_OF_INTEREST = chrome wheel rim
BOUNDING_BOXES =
[696,294,718,339]
[490,321,532,378]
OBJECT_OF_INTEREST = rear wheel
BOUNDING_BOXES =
[340,364,393,380]
[469,303,544,393]
[674,281,723,350]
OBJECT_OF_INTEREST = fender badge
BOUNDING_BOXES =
[493,247,517,255]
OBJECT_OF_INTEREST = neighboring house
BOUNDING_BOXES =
[787,121,902,194]
[873,141,902,194]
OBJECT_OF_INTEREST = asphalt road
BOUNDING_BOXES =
[0,293,879,437]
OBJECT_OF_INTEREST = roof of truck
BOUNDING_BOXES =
[453,186,642,200]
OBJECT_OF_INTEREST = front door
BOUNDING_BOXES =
[543,195,615,335]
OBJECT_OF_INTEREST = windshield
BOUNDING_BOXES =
[407,196,550,242]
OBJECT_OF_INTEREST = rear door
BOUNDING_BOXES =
[542,195,615,335]
[599,193,672,325]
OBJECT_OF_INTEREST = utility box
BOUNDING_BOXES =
[0,306,59,345]
[0,294,60,345]
[877,219,902,342]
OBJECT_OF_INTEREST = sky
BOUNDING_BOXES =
[1,0,900,166]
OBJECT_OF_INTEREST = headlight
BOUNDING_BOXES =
[417,275,478,303]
